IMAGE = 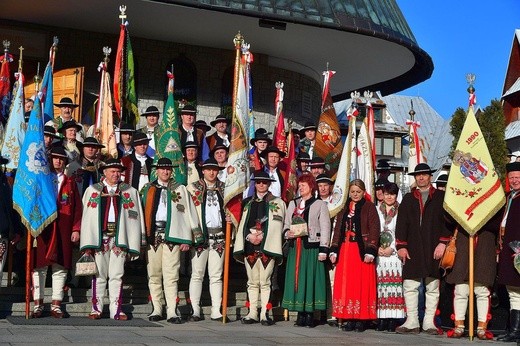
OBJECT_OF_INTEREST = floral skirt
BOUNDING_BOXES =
[282,240,327,312]
[376,254,406,318]
[332,240,377,320]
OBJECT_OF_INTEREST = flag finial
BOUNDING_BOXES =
[18,46,24,72]
[466,73,476,108]
[409,100,415,120]
[363,90,373,101]
[351,91,360,100]
[103,46,112,64]
[34,62,41,93]
[119,5,127,24]
[3,40,10,53]
[233,32,243,48]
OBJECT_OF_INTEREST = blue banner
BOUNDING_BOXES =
[13,97,57,237]
[40,61,54,123]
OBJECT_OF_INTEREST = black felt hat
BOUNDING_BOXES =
[316,174,333,185]
[201,158,224,170]
[251,170,275,182]
[132,132,151,146]
[506,162,520,173]
[210,114,231,127]
[180,105,197,115]
[308,156,325,167]
[54,97,78,108]
[50,146,68,160]
[79,137,105,148]
[58,120,83,133]
[152,157,178,169]
[194,120,211,132]
[408,163,436,176]
[260,145,286,159]
[141,106,160,117]
[100,158,126,172]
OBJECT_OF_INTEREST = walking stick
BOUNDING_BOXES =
[25,232,32,319]
[468,235,475,341]
[222,221,232,323]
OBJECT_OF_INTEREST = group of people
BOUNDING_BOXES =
[2,97,520,343]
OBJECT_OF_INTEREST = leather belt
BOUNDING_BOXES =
[104,222,116,237]
[155,221,166,233]
[207,227,223,235]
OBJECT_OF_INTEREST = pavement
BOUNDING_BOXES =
[0,318,496,345]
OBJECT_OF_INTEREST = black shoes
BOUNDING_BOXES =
[261,316,275,326]
[148,314,163,322]
[189,315,202,322]
[341,321,355,331]
[211,316,230,322]
[241,317,258,324]
[167,317,183,324]
[294,312,306,327]
[387,319,397,332]
[355,321,365,332]
[304,312,315,328]
[376,319,388,331]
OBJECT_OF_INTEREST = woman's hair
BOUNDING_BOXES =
[298,173,317,192]
[383,182,399,195]
[349,179,366,192]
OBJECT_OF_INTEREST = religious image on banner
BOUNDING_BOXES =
[443,107,505,234]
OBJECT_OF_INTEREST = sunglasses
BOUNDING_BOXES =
[255,181,269,185]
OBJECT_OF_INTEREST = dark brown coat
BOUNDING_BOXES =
[395,186,450,279]
[498,192,520,287]
[445,212,501,287]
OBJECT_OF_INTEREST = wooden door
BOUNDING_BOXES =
[24,66,84,122]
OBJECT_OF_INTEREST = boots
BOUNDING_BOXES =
[476,321,493,340]
[497,309,520,342]
[396,280,420,334]
[304,312,315,328]
[50,300,63,318]
[447,320,464,338]
[32,299,44,318]
[422,279,440,335]
[294,312,306,327]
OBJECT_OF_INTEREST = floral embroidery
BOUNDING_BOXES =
[449,186,482,198]
[87,192,99,208]
[170,190,182,203]
[268,201,280,213]
[121,192,135,209]
[60,192,69,204]
[191,190,202,206]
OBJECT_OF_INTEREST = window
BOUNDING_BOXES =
[167,55,197,106]
[375,136,394,156]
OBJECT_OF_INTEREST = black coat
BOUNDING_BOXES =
[395,186,450,279]
[498,192,520,287]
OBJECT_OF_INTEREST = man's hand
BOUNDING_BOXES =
[434,243,446,260]
[250,233,263,245]
[329,254,337,264]
[179,244,190,252]
[83,249,93,256]
[71,231,80,243]
[378,247,393,257]
[286,230,295,239]
[318,254,327,261]
[397,248,410,264]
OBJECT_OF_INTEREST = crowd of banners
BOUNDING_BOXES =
[40,38,58,124]
[114,21,138,127]
[95,53,117,159]
[0,48,12,124]
[1,70,25,170]
[315,70,343,180]
[224,41,251,226]
[151,71,186,184]
[444,107,505,234]
[12,97,57,237]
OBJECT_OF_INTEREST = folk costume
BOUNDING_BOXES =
[234,173,286,325]
[206,114,231,151]
[394,163,450,334]
[121,152,153,192]
[446,214,500,340]
[32,147,82,318]
[375,200,405,323]
[187,173,226,321]
[497,162,520,342]
[0,156,17,283]
[80,160,145,320]
[330,197,380,323]
[282,196,330,326]
[141,160,202,323]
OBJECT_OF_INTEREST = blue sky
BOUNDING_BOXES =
[397,0,520,119]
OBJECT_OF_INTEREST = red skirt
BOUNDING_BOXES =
[332,237,377,320]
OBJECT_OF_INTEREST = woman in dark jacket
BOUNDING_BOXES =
[330,179,380,332]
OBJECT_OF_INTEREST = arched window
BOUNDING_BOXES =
[167,54,197,107]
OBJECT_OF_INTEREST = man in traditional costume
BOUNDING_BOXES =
[178,105,204,150]
[32,146,82,318]
[186,158,226,322]
[121,132,153,191]
[80,158,145,320]
[58,120,83,164]
[139,106,160,157]
[184,141,202,186]
[206,114,230,151]
[212,143,229,183]
[66,137,105,196]
[497,161,520,342]
[141,158,202,324]
[395,163,450,335]
[248,128,271,170]
[116,123,135,159]
[235,171,286,325]
[299,122,317,159]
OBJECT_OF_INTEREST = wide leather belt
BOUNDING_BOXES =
[207,227,223,235]
[155,221,166,233]
[104,222,116,237]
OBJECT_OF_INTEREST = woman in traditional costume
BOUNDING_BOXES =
[375,183,405,332]
[330,179,380,332]
[282,174,330,328]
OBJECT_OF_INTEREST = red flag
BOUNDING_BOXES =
[272,82,286,153]
[282,128,297,203]
[0,50,13,123]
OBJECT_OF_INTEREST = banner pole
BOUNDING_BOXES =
[468,235,475,341]
[25,232,32,319]
[222,222,232,323]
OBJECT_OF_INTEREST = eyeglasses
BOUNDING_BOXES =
[255,181,269,185]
